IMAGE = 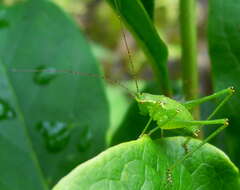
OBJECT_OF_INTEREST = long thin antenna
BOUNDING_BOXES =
[114,0,140,94]
[11,68,136,98]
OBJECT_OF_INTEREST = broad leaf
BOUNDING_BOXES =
[0,0,109,187]
[208,0,240,167]
[53,136,240,189]
[0,62,48,190]
[106,0,171,96]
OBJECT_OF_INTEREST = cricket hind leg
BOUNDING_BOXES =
[166,120,229,186]
[166,88,233,185]
[179,119,226,154]
[182,137,191,153]
[183,87,234,112]
[181,87,234,153]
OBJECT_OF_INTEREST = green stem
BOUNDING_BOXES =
[180,0,199,118]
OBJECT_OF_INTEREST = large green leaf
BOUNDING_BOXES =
[208,0,240,167]
[0,62,48,190]
[106,0,171,96]
[0,0,109,187]
[53,136,240,189]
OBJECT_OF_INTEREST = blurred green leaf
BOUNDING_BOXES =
[106,85,130,145]
[0,61,48,190]
[0,0,109,187]
[140,0,155,20]
[0,20,9,28]
[106,0,171,96]
[53,136,240,189]
[208,0,240,167]
[110,100,149,145]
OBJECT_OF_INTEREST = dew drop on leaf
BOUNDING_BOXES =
[0,98,16,120]
[77,126,92,152]
[37,121,71,152]
[33,65,57,85]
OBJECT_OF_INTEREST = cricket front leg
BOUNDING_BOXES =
[148,110,180,136]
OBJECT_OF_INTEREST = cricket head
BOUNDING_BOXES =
[134,92,167,116]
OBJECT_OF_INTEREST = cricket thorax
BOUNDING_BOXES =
[135,93,196,132]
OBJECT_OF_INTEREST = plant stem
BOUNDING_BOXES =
[180,0,199,118]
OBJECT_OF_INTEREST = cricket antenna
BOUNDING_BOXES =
[114,0,140,94]
[10,68,136,98]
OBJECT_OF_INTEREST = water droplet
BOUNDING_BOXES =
[37,121,71,152]
[77,126,92,152]
[0,98,16,120]
[33,65,57,85]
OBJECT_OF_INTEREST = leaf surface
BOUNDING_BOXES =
[53,136,240,189]
[0,0,109,187]
[0,61,48,190]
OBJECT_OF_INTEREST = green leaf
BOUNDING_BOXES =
[0,0,109,187]
[110,100,149,145]
[106,85,130,145]
[0,62,48,190]
[53,136,240,189]
[140,0,155,20]
[106,0,171,96]
[208,0,240,167]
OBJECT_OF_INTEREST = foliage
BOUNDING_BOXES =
[54,136,240,189]
[0,0,239,189]
[208,0,240,168]
[0,0,108,188]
